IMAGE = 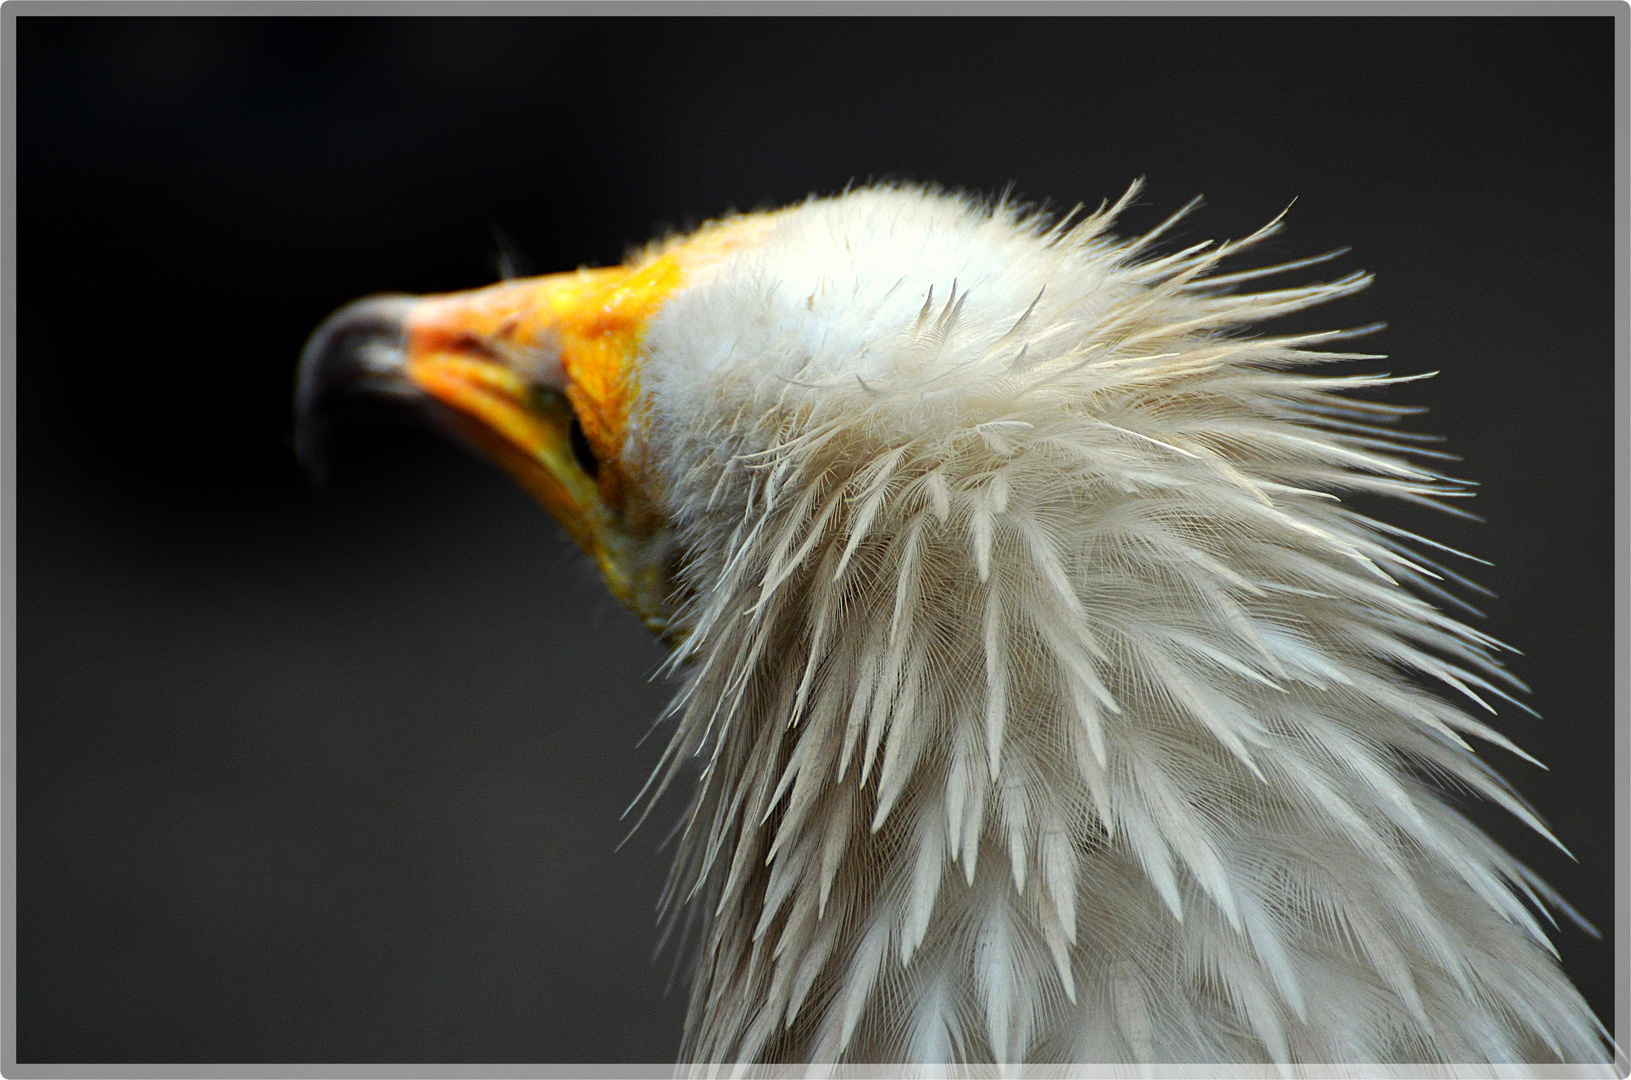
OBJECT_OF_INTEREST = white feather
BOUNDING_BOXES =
[612,184,1608,1067]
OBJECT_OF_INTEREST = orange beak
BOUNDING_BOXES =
[295,254,685,626]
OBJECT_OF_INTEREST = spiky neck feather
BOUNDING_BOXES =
[621,186,1605,1065]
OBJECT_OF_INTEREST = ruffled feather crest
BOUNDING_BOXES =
[620,184,1607,1066]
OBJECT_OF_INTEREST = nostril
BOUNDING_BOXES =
[448,332,498,359]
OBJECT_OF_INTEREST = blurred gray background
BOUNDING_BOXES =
[16,14,1617,1063]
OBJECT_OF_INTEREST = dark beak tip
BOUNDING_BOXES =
[293,293,420,485]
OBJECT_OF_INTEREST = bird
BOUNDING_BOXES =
[295,182,1611,1067]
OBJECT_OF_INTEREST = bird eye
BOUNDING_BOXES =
[568,415,599,478]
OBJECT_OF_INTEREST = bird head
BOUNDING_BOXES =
[294,210,771,634]
[296,185,1152,638]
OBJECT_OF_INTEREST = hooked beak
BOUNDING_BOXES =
[294,258,686,630]
[296,283,601,551]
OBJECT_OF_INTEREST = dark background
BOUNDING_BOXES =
[15,14,1618,1064]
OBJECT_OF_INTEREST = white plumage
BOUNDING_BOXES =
[625,185,1606,1066]
[300,182,1610,1067]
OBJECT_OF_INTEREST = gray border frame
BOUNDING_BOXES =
[0,3,1623,1078]
[1618,5,1631,1080]
[0,1,1626,16]
[3,0,15,1076]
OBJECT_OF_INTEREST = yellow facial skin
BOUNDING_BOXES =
[396,254,685,630]
[297,212,777,634]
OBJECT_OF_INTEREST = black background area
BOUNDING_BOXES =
[15,15,1618,1063]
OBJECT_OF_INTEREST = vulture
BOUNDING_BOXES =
[295,183,1610,1067]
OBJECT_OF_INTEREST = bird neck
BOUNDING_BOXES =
[626,239,1596,1061]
